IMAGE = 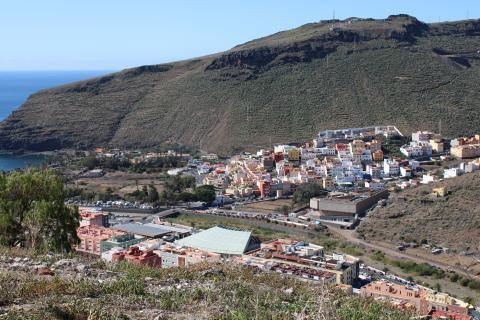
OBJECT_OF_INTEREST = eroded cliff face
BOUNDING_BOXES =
[1,15,480,154]
[206,15,429,79]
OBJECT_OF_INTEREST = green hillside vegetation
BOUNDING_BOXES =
[1,15,480,155]
[0,170,79,252]
[357,171,480,252]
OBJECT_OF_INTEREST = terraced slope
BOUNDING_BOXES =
[1,15,480,154]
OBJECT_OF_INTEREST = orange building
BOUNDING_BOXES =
[372,150,384,161]
[361,281,471,317]
[451,144,480,159]
[361,281,421,310]
[431,310,471,320]
[119,246,162,267]
[79,209,108,228]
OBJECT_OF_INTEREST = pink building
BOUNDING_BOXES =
[431,310,471,320]
[361,281,471,317]
[79,207,108,227]
[361,281,421,310]
[113,246,161,267]
[76,226,124,256]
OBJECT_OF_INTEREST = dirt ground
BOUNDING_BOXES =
[68,171,166,197]
[236,199,294,213]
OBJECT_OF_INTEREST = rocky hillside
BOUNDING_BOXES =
[357,172,480,253]
[1,15,480,155]
[0,249,411,319]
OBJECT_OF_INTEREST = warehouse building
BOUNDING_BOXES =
[309,189,388,228]
[176,226,261,256]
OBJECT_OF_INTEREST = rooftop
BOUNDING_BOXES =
[176,226,252,255]
[111,223,190,238]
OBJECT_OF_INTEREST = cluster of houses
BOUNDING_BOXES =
[361,280,474,319]
[200,126,417,199]
[75,207,360,286]
[74,206,476,319]
[197,127,480,205]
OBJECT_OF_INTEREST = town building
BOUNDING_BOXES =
[309,189,389,228]
[400,166,412,178]
[76,226,124,256]
[242,239,359,285]
[361,281,422,310]
[412,131,435,142]
[444,168,463,179]
[100,233,144,253]
[361,281,471,317]
[176,226,261,256]
[429,138,444,153]
[400,141,432,158]
[111,222,191,239]
[112,246,162,267]
[451,144,480,159]
[366,140,382,152]
[383,159,400,176]
[155,244,220,268]
[372,150,384,161]
[79,208,109,228]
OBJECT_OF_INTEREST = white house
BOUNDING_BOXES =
[383,159,400,176]
[444,168,463,179]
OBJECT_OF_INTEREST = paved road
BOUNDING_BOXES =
[327,226,477,279]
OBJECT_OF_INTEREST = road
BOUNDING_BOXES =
[327,226,477,279]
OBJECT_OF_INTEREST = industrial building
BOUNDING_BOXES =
[111,222,191,239]
[176,226,261,256]
[309,189,389,228]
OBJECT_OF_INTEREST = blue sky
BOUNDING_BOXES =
[1,0,479,70]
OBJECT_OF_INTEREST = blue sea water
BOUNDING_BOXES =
[0,70,110,170]
[0,153,47,171]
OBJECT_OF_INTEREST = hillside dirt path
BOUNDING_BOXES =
[327,226,477,279]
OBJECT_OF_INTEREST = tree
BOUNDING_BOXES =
[147,184,159,203]
[180,175,196,190]
[195,185,216,205]
[0,170,79,252]
[81,155,98,170]
[176,192,198,203]
[293,182,327,205]
[276,205,290,216]
[160,189,176,207]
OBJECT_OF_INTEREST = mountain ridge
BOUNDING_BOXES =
[1,15,480,155]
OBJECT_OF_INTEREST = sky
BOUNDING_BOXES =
[1,0,479,71]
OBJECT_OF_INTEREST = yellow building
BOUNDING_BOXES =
[372,150,384,161]
[322,177,334,190]
[432,187,446,197]
[287,148,300,161]
[429,139,444,153]
[451,144,480,158]
[349,140,366,154]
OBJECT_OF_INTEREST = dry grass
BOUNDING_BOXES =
[0,257,413,320]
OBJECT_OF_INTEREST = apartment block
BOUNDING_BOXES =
[76,226,124,256]
[155,244,220,268]
[451,144,480,159]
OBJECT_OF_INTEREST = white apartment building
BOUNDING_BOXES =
[383,159,400,176]
[313,147,336,156]
[400,141,432,158]
[444,168,463,179]
[412,131,435,142]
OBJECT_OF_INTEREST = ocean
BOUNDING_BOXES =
[0,70,110,170]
